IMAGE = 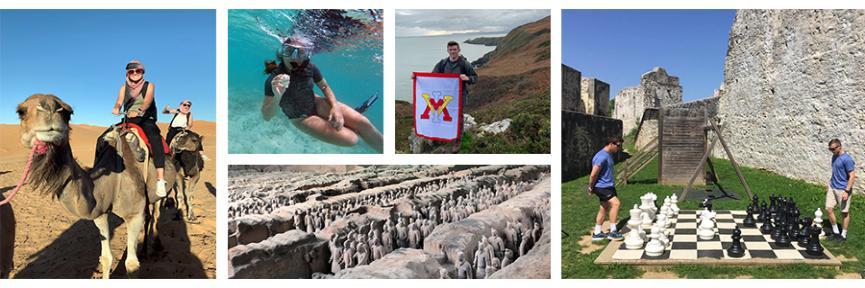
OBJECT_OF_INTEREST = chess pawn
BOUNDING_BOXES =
[813,208,824,237]
[742,209,757,228]
[670,194,680,215]
[776,222,792,247]
[655,222,670,248]
[644,226,665,257]
[727,226,745,258]
[760,217,775,234]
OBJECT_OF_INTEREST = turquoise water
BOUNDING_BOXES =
[228,10,383,154]
[395,33,501,102]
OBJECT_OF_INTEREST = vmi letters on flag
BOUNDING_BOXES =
[413,72,463,142]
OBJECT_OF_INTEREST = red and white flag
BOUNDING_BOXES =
[413,72,463,142]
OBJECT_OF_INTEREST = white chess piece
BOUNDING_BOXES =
[640,211,653,229]
[640,194,656,220]
[670,194,680,215]
[655,221,669,247]
[644,226,665,257]
[814,208,824,237]
[624,221,645,250]
[698,209,716,240]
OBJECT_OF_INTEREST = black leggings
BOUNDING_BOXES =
[126,117,166,169]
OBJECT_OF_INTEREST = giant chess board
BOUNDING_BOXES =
[595,210,841,265]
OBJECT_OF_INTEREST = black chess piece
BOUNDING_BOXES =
[772,217,785,240]
[797,218,812,248]
[727,226,745,258]
[769,195,777,216]
[806,224,824,256]
[760,217,774,234]
[758,202,769,222]
[776,222,792,247]
[751,195,760,214]
[743,209,757,228]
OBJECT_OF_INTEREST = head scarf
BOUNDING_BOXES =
[125,60,146,98]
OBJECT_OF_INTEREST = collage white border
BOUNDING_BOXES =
[1,0,864,287]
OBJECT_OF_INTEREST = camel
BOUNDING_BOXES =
[14,93,177,278]
[0,194,13,278]
[169,130,205,222]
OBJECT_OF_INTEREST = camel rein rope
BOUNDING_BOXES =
[0,141,49,206]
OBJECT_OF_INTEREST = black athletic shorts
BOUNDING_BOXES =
[592,186,617,202]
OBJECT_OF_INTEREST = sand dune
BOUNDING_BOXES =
[0,121,216,278]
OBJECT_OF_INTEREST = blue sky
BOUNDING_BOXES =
[562,10,735,102]
[0,10,215,125]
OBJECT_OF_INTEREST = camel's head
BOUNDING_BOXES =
[172,130,204,152]
[16,94,73,149]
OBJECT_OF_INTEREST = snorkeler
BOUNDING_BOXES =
[261,37,383,152]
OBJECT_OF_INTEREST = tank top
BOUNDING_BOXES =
[123,81,157,121]
[170,112,190,128]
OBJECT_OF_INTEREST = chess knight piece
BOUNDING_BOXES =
[727,226,745,258]
[698,208,717,240]
[797,218,812,248]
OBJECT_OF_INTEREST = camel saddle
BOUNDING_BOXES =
[116,123,170,157]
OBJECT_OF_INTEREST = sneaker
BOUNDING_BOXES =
[607,232,624,240]
[591,232,608,241]
[831,234,847,243]
[156,179,167,198]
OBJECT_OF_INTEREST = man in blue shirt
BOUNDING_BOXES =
[826,138,857,242]
[588,136,624,241]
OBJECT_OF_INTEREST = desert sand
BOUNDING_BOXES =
[0,121,216,278]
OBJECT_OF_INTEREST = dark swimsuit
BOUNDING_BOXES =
[264,62,323,119]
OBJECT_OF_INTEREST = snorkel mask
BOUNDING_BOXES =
[279,37,314,68]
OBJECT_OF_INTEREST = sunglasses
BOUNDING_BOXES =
[127,68,145,75]
[182,103,191,107]
[829,146,839,151]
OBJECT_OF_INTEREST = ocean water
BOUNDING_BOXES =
[228,10,384,154]
[395,33,502,102]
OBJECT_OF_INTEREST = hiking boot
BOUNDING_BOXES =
[591,232,608,241]
[156,179,167,198]
[607,232,624,240]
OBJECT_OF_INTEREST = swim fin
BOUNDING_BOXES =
[354,94,379,114]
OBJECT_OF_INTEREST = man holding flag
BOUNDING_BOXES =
[431,41,478,153]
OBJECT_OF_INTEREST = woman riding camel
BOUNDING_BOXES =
[163,100,194,146]
[260,36,383,152]
[112,59,168,197]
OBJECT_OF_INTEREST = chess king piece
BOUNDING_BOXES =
[644,226,665,257]
[727,226,745,258]
[698,209,717,240]
[813,208,824,237]
[806,224,824,256]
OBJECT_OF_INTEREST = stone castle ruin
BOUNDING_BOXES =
[561,65,622,181]
[714,10,864,193]
[607,10,864,193]
[227,165,551,279]
[613,67,683,134]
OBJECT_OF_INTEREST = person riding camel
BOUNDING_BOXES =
[163,100,194,146]
[111,59,168,197]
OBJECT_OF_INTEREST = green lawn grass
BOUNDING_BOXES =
[562,156,863,278]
